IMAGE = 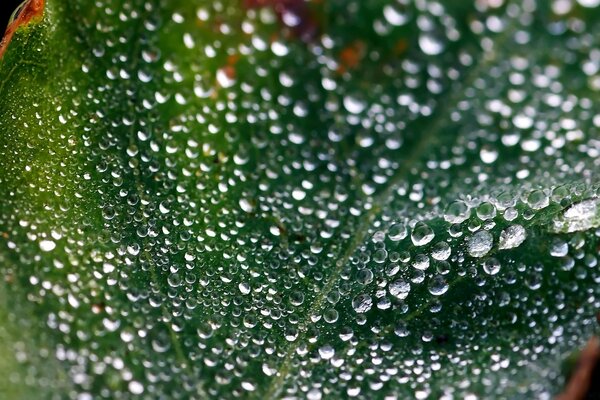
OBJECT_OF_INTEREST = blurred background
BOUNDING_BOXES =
[2,0,27,35]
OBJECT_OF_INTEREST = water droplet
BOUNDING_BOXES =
[292,188,306,201]
[483,258,501,275]
[239,198,255,213]
[550,238,568,257]
[444,201,471,224]
[476,202,496,220]
[39,240,56,252]
[578,0,600,7]
[216,68,236,88]
[412,254,430,270]
[383,5,410,26]
[290,291,304,306]
[343,95,366,114]
[431,241,451,261]
[411,222,435,246]
[352,294,373,313]
[480,147,499,164]
[323,308,339,324]
[428,275,449,296]
[389,279,411,300]
[239,282,251,295]
[527,190,549,210]
[498,224,526,249]
[466,231,493,257]
[318,345,335,360]
[128,381,144,395]
[419,34,444,55]
[372,249,387,264]
[388,223,408,241]
[553,198,600,233]
[513,114,533,129]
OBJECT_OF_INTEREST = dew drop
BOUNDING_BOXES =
[480,147,499,164]
[431,241,451,261]
[466,231,493,257]
[444,201,470,224]
[553,198,600,233]
[498,224,526,250]
[39,240,56,252]
[527,190,549,210]
[239,198,255,213]
[343,96,366,114]
[318,345,335,360]
[352,294,373,313]
[578,0,600,7]
[383,5,410,26]
[389,280,411,300]
[128,381,144,395]
[239,282,251,295]
[483,258,501,275]
[388,223,408,241]
[428,275,449,296]
[411,222,435,246]
[419,34,444,55]
[550,238,568,257]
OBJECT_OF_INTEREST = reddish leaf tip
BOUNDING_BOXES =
[0,0,45,60]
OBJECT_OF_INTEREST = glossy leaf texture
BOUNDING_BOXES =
[1,0,600,398]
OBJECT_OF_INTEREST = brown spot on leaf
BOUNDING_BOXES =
[91,302,105,314]
[337,41,366,74]
[394,38,409,56]
[0,0,45,60]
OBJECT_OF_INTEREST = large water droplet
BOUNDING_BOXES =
[39,240,56,252]
[553,198,599,233]
[352,294,373,313]
[389,279,411,300]
[466,231,493,257]
[444,201,470,224]
[483,258,501,275]
[498,224,526,250]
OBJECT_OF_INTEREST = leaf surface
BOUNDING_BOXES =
[1,0,600,398]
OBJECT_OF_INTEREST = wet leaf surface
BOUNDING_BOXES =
[1,0,600,398]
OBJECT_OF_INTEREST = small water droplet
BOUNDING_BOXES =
[383,5,410,26]
[419,34,444,55]
[388,223,408,241]
[239,282,251,295]
[128,381,144,395]
[39,240,56,252]
[411,222,435,246]
[428,275,449,296]
[483,258,501,275]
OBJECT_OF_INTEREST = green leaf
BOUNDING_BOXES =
[1,0,600,398]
